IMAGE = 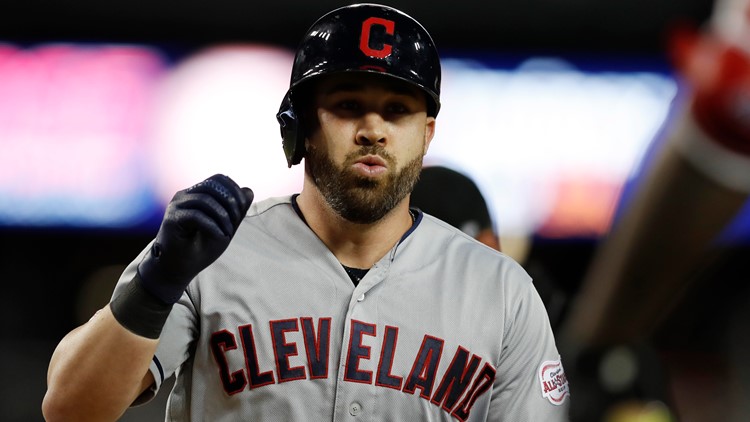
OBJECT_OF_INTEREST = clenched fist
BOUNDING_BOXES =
[138,174,254,304]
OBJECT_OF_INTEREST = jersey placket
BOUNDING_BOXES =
[332,254,393,421]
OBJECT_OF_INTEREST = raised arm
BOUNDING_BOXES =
[42,174,253,421]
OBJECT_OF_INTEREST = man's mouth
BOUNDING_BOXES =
[352,155,388,176]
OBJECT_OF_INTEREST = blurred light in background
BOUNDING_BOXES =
[7,40,740,241]
[0,43,165,228]
[427,57,678,239]
[149,45,304,204]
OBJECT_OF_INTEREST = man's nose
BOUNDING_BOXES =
[355,112,387,146]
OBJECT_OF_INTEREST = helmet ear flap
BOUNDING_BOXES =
[276,92,306,168]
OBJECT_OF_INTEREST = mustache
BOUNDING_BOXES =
[345,145,394,163]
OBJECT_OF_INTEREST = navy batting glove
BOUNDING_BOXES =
[137,174,254,304]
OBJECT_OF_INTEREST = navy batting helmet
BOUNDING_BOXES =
[276,3,442,167]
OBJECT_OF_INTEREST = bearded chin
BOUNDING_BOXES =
[307,147,423,224]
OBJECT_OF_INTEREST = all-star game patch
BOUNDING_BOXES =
[538,358,569,405]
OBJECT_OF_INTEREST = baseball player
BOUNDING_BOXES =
[410,165,501,251]
[43,4,569,421]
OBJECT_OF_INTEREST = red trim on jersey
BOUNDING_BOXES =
[403,335,444,399]
[238,324,275,389]
[210,329,248,396]
[344,319,376,384]
[270,319,307,383]
[300,317,332,379]
[431,346,482,413]
[375,325,403,390]
[451,362,497,422]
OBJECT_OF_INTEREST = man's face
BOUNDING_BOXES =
[304,73,436,224]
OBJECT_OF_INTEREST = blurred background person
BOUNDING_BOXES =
[410,165,501,250]
[559,0,750,420]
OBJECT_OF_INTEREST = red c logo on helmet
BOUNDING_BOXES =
[359,17,395,58]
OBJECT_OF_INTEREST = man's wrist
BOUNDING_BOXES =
[110,273,175,339]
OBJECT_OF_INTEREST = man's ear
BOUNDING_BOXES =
[423,117,436,155]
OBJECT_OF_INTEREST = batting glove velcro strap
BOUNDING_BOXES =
[110,273,174,339]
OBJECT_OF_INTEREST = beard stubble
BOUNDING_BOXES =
[306,144,423,224]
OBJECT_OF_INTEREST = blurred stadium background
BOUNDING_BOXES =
[3,0,747,420]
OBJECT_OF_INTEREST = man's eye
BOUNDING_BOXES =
[337,100,359,110]
[387,103,408,114]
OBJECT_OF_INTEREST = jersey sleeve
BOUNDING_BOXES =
[110,244,199,406]
[488,265,571,421]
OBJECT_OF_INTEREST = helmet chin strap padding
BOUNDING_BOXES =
[276,3,442,167]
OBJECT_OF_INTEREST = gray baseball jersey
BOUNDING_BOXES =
[113,195,570,421]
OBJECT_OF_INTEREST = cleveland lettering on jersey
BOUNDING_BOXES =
[209,317,496,421]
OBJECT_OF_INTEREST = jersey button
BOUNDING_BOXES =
[349,402,362,416]
[357,293,365,302]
